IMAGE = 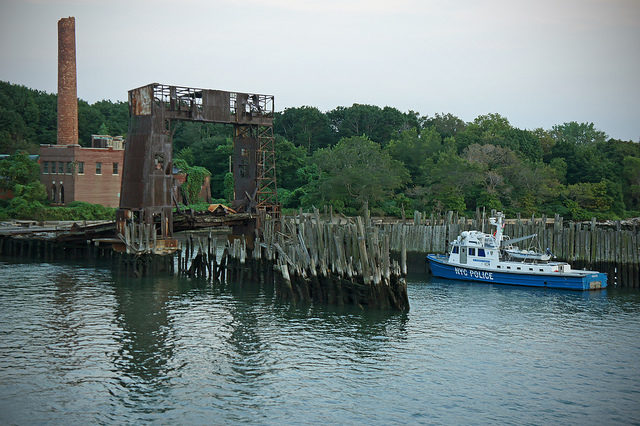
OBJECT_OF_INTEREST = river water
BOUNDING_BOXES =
[1,258,639,424]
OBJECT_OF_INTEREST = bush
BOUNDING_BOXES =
[2,198,116,221]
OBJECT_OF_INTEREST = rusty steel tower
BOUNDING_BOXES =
[117,83,278,249]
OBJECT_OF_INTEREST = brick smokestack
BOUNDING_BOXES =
[57,17,78,145]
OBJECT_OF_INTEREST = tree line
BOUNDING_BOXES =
[2,80,639,220]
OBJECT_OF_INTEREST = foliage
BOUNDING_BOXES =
[423,113,467,139]
[326,104,420,147]
[274,106,336,152]
[172,123,233,198]
[223,172,234,202]
[2,198,116,221]
[622,156,640,210]
[174,158,211,204]
[551,121,607,145]
[275,135,309,189]
[0,151,41,190]
[386,127,442,181]
[306,136,409,213]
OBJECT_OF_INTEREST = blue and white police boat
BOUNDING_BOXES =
[426,213,607,290]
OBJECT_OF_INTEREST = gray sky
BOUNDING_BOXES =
[1,0,639,141]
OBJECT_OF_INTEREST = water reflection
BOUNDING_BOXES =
[47,270,83,364]
[109,272,179,408]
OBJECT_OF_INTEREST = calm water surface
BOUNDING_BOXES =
[1,258,639,424]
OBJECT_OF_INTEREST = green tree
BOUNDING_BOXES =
[274,106,336,152]
[78,99,106,145]
[92,100,128,136]
[419,149,483,213]
[386,127,441,181]
[275,135,308,189]
[327,104,418,146]
[97,122,109,135]
[565,179,623,219]
[551,121,607,145]
[181,136,231,199]
[0,151,40,190]
[423,112,467,139]
[307,136,409,212]
[622,156,640,211]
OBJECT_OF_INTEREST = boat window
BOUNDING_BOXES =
[478,249,485,257]
[497,265,501,269]
[469,248,476,256]
[507,266,511,269]
[517,267,521,270]
[539,269,544,272]
[529,268,533,271]
[452,246,459,254]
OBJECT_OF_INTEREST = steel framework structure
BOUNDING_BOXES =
[118,83,278,242]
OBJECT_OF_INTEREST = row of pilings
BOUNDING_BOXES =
[0,234,175,277]
[177,212,410,311]
[382,210,640,288]
[0,214,408,311]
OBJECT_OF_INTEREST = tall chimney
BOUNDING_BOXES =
[57,17,78,145]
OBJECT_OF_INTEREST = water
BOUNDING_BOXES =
[1,258,639,424]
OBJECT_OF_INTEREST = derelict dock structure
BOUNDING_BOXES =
[116,83,278,252]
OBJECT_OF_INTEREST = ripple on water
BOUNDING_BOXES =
[1,260,640,424]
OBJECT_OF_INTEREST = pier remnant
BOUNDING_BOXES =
[116,83,279,254]
[175,211,410,311]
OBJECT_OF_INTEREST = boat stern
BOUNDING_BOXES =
[584,272,607,290]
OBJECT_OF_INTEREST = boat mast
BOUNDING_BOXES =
[490,212,505,249]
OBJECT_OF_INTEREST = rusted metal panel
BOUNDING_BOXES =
[129,85,153,116]
[232,131,258,212]
[119,108,173,211]
[202,90,231,122]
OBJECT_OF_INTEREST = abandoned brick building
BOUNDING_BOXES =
[39,17,124,208]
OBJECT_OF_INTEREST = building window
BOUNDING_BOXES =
[78,162,84,174]
[96,162,102,175]
[58,161,64,174]
[66,162,73,174]
[43,161,49,174]
[113,162,118,175]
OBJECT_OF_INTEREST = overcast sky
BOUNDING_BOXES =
[1,0,639,141]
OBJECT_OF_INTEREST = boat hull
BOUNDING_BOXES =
[426,254,607,290]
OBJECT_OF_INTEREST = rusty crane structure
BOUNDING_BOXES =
[116,83,278,252]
